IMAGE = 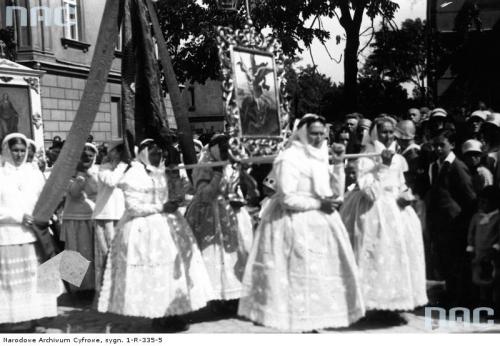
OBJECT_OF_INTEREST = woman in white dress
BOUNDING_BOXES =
[0,133,58,331]
[340,117,427,323]
[98,139,213,332]
[92,141,127,299]
[238,114,365,332]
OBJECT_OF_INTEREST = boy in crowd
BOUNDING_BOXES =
[426,129,477,307]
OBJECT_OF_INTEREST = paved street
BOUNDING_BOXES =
[3,281,499,334]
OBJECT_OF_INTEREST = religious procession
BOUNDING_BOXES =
[1,0,500,335]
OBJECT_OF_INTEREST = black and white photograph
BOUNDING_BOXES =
[0,86,32,142]
[1,0,500,342]
[232,48,281,137]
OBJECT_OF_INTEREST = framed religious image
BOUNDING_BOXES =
[0,85,33,142]
[231,47,281,138]
[217,22,290,156]
[0,58,46,154]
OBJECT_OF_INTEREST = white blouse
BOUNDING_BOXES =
[92,162,127,220]
[118,162,168,220]
[275,146,345,212]
[356,141,409,201]
[0,163,45,245]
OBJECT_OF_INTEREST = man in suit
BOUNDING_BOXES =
[427,129,477,307]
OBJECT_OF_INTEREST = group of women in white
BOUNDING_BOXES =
[0,113,427,332]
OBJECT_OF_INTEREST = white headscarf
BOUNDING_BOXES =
[276,114,333,198]
[1,132,29,169]
[368,116,397,147]
[137,139,165,173]
[83,142,98,174]
[365,116,398,154]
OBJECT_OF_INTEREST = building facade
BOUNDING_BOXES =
[180,79,224,133]
[1,0,124,147]
[1,0,225,147]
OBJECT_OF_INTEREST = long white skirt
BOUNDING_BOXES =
[238,199,365,332]
[401,206,428,307]
[0,243,58,324]
[341,191,427,310]
[97,211,214,318]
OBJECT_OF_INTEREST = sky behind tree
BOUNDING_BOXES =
[297,0,427,82]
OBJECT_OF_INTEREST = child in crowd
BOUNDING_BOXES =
[466,186,500,309]
[462,139,493,195]
[259,171,277,221]
[344,161,358,194]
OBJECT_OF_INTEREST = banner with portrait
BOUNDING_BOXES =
[0,85,32,142]
[0,58,45,154]
[217,24,290,157]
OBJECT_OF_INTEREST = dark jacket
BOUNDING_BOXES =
[402,146,431,198]
[427,156,477,223]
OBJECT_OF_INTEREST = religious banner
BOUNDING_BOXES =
[0,58,45,154]
[217,20,290,157]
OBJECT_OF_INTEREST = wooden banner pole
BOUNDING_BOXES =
[33,0,122,223]
[145,0,198,168]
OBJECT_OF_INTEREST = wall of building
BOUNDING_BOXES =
[179,79,224,133]
[40,74,121,146]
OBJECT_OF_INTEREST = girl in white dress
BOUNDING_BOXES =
[0,133,58,331]
[238,114,365,332]
[340,117,427,323]
[98,139,213,332]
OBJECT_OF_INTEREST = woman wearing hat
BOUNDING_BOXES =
[466,110,487,142]
[0,133,58,331]
[92,140,128,299]
[60,143,99,295]
[462,139,493,195]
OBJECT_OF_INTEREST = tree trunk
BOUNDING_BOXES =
[33,0,122,224]
[344,28,360,112]
[145,0,197,168]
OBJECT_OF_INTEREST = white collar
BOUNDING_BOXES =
[373,140,397,154]
[437,151,456,166]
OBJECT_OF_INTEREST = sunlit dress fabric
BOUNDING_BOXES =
[98,162,214,318]
[0,133,58,323]
[340,141,428,310]
[238,140,365,332]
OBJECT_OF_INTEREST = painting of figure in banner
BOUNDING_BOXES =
[232,48,280,137]
[0,86,32,143]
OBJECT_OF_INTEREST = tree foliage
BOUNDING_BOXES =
[155,0,399,108]
[285,65,341,119]
[363,18,427,96]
